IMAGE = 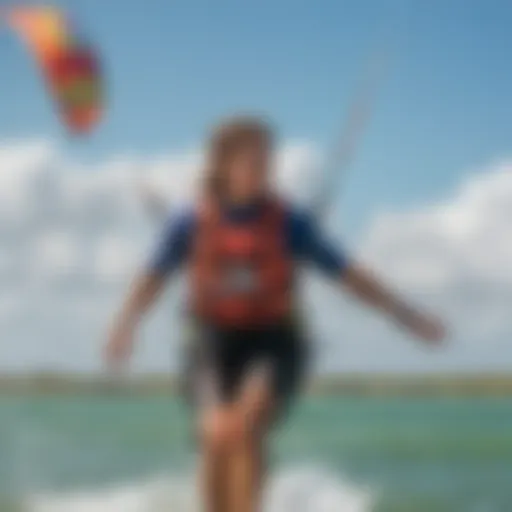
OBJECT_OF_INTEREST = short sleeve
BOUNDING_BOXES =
[288,207,350,276]
[146,208,195,276]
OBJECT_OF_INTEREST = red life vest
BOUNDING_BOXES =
[189,197,294,327]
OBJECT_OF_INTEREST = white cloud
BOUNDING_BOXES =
[345,160,512,370]
[93,235,139,282]
[0,140,511,372]
[0,140,54,223]
[274,141,324,204]
[32,230,81,279]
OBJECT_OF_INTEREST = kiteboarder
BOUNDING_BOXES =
[105,116,445,512]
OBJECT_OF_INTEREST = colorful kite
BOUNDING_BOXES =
[3,5,103,135]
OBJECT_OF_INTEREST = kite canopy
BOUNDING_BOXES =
[4,5,103,135]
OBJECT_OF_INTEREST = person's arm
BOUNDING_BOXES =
[295,209,445,343]
[104,210,194,366]
[104,273,167,366]
[340,264,444,342]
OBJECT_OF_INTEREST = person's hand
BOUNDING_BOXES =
[104,321,135,370]
[394,306,446,345]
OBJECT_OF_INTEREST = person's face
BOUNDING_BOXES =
[224,141,270,203]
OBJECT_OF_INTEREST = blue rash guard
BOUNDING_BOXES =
[147,201,350,278]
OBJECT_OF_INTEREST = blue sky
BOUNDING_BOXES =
[2,2,512,372]
[2,0,512,238]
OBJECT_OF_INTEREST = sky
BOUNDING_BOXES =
[0,0,512,373]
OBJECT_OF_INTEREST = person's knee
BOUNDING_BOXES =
[235,399,272,448]
[240,388,275,438]
[200,405,267,453]
[200,407,238,453]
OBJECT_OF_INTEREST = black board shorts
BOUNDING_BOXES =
[181,318,308,420]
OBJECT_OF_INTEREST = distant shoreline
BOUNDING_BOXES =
[1,373,512,397]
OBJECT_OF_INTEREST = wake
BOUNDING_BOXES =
[26,466,374,512]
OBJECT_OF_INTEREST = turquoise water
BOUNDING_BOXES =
[1,395,512,511]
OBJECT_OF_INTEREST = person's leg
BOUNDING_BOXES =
[199,405,234,512]
[184,322,237,512]
[227,363,275,512]
[198,394,270,512]
[226,322,307,512]
[193,324,265,512]
[193,322,305,512]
